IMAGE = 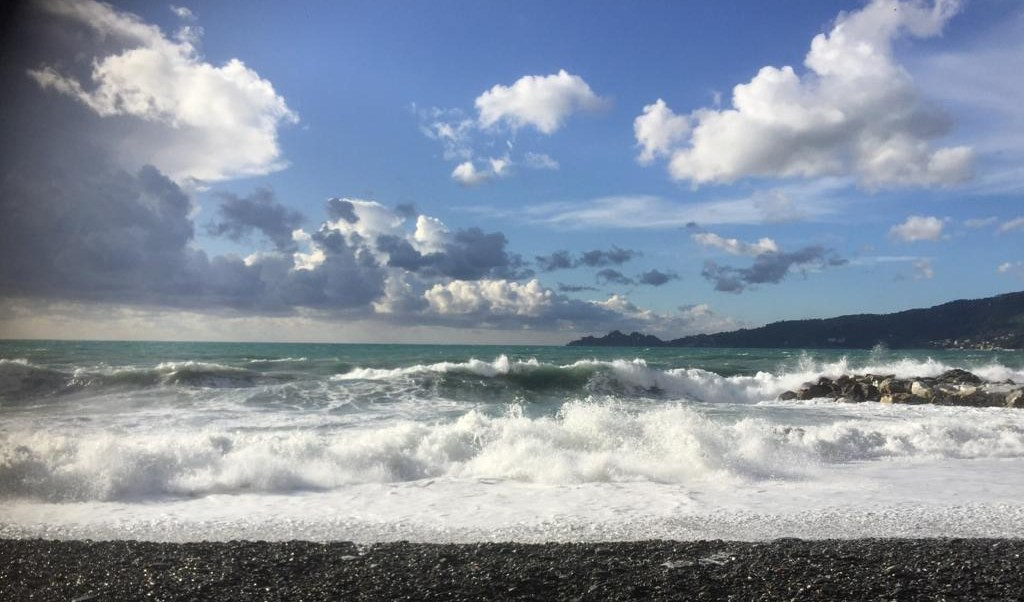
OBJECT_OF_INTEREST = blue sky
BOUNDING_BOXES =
[0,0,1021,343]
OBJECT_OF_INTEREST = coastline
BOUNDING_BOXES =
[4,538,1024,600]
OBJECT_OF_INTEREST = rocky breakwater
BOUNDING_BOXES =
[779,368,1024,408]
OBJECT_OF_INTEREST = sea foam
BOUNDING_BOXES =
[4,401,1024,502]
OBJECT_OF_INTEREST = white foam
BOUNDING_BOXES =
[5,458,1024,542]
[4,401,1024,502]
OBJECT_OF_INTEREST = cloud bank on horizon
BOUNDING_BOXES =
[0,0,1021,343]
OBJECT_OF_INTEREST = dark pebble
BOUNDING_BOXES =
[2,538,1024,601]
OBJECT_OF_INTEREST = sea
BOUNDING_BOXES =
[2,340,1024,543]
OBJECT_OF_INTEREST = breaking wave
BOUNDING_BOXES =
[331,354,1024,404]
[4,400,1024,501]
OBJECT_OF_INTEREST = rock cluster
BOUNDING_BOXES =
[779,368,1024,408]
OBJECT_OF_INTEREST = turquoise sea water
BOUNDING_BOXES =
[3,339,1024,542]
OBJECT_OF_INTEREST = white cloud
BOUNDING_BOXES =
[29,0,297,183]
[890,215,945,242]
[420,278,735,338]
[913,258,934,279]
[425,279,554,317]
[475,69,608,134]
[450,156,512,186]
[291,229,326,271]
[637,0,972,187]
[594,296,738,337]
[634,98,689,164]
[320,199,409,263]
[451,161,493,186]
[999,217,1024,233]
[523,152,560,170]
[418,71,603,183]
[692,232,778,256]
[412,215,449,254]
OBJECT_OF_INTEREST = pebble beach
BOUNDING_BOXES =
[4,538,1024,601]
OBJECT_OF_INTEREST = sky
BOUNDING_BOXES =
[0,0,1022,344]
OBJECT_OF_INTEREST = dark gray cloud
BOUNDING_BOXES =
[536,246,640,272]
[701,245,847,293]
[0,14,385,316]
[440,228,531,280]
[637,269,679,286]
[557,283,600,293]
[326,198,359,223]
[579,246,639,267]
[595,269,635,286]
[536,250,575,272]
[377,228,532,280]
[209,189,304,251]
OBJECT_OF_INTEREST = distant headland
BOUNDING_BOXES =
[568,291,1024,349]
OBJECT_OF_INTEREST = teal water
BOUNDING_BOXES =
[4,338,1022,379]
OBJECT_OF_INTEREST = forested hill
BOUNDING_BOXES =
[568,291,1024,349]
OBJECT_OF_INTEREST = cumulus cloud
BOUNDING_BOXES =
[475,69,608,134]
[419,71,605,184]
[636,0,972,187]
[890,215,945,241]
[27,0,297,183]
[425,279,553,317]
[702,246,847,293]
[450,156,511,185]
[692,232,779,256]
[315,199,529,281]
[451,161,491,185]
[634,98,689,164]
[0,5,728,339]
[417,279,731,337]
[209,189,304,252]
